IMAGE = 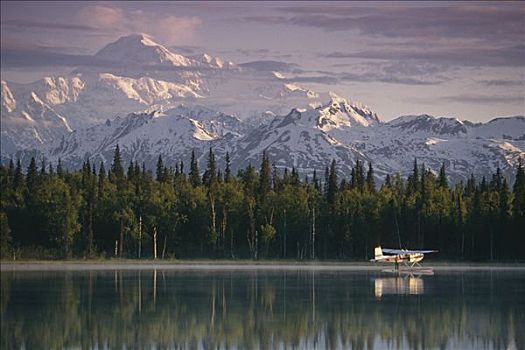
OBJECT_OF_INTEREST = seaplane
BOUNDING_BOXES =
[370,246,438,269]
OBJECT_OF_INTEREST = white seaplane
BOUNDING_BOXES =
[370,246,438,268]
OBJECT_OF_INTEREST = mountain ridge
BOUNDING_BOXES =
[1,34,524,183]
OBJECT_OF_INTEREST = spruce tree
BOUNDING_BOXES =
[110,145,124,183]
[408,158,419,193]
[224,152,232,183]
[202,148,217,187]
[356,159,365,192]
[189,149,201,187]
[13,159,23,189]
[40,158,46,175]
[513,158,525,218]
[438,163,448,189]
[366,162,375,192]
[327,160,338,206]
[56,158,64,178]
[26,157,38,191]
[258,151,271,198]
[312,169,319,190]
[156,155,165,182]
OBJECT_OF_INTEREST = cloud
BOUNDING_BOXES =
[74,5,202,46]
[239,60,302,73]
[285,75,339,85]
[406,94,525,105]
[2,19,99,32]
[170,45,203,55]
[253,4,524,44]
[1,5,202,50]
[0,47,121,69]
[1,47,222,73]
[340,73,441,86]
[283,70,442,86]
[322,45,525,68]
[479,79,524,87]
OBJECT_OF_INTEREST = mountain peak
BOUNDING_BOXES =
[95,33,193,67]
[389,114,468,135]
[317,93,381,128]
[191,53,234,69]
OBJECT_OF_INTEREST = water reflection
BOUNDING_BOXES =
[1,268,524,349]
[374,276,424,298]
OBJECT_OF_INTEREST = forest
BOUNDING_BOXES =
[0,145,524,261]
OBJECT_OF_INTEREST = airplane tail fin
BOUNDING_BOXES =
[374,246,383,259]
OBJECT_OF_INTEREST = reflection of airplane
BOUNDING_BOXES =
[374,276,424,298]
[370,246,438,268]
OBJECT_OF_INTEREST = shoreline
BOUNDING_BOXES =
[2,260,525,272]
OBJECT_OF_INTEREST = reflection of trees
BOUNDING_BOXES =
[1,270,523,349]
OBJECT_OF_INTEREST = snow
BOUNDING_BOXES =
[1,81,17,112]
[95,33,194,67]
[425,137,447,146]
[2,34,524,183]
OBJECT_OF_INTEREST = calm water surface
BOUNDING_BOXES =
[1,266,524,349]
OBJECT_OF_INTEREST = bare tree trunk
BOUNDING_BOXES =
[138,215,142,259]
[221,207,227,257]
[283,209,287,258]
[312,206,315,259]
[210,195,217,251]
[87,203,94,257]
[162,234,167,259]
[153,226,158,260]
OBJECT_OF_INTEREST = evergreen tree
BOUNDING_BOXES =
[513,158,525,218]
[156,155,165,182]
[356,159,365,192]
[189,149,201,187]
[312,169,319,191]
[327,160,338,206]
[224,152,232,183]
[110,145,124,184]
[56,159,64,178]
[40,158,46,175]
[366,162,375,192]
[0,212,12,259]
[408,158,419,193]
[512,159,525,255]
[258,151,271,198]
[13,159,23,189]
[438,163,448,189]
[26,157,38,191]
[202,148,217,187]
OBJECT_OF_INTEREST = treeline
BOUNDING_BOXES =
[1,145,524,260]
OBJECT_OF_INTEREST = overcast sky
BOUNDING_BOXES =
[1,1,524,122]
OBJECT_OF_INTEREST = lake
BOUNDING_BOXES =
[1,264,524,349]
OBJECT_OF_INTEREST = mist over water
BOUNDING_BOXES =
[1,268,524,349]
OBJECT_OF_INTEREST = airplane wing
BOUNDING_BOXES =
[382,248,438,254]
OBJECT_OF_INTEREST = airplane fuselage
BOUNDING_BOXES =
[373,253,424,264]
[370,246,436,267]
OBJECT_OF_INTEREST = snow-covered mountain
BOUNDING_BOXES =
[2,34,524,183]
[1,33,323,153]
[11,97,524,184]
[45,108,228,170]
